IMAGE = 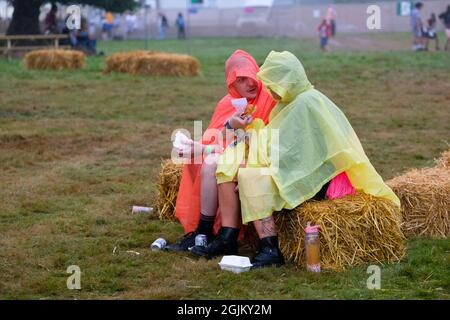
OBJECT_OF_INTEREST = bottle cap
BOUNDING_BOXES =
[305,222,320,234]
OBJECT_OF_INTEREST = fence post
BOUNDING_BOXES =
[7,38,11,61]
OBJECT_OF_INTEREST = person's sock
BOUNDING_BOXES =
[196,214,215,239]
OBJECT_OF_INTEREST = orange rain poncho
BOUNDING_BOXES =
[174,50,276,233]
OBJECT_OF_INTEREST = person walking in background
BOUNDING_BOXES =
[411,2,425,51]
[326,6,337,37]
[125,12,138,38]
[424,13,440,51]
[439,5,450,51]
[88,16,98,44]
[102,11,114,40]
[317,18,331,52]
[176,12,186,39]
[159,13,169,40]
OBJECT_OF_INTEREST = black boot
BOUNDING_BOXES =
[251,236,284,269]
[164,231,198,252]
[165,217,214,252]
[190,227,239,258]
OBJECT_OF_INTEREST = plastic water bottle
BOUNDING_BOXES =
[305,222,321,272]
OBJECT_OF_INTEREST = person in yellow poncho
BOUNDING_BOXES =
[190,51,400,269]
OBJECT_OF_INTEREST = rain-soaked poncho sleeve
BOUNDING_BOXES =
[216,51,400,224]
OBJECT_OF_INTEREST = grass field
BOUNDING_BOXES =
[0,34,449,299]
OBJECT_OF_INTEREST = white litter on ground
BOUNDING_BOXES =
[218,255,253,274]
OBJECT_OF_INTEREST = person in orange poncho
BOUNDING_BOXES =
[165,50,276,252]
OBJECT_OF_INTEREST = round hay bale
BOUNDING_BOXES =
[156,160,183,221]
[24,49,85,70]
[275,193,406,271]
[387,166,450,239]
[103,51,200,76]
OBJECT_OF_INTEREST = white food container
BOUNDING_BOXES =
[218,255,253,274]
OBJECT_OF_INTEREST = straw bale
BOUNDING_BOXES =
[275,193,406,271]
[103,51,200,76]
[24,49,85,70]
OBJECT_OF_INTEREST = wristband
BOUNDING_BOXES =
[205,145,214,155]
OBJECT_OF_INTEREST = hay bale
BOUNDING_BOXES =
[387,166,450,239]
[155,159,406,270]
[156,160,183,221]
[275,193,406,271]
[103,51,200,76]
[24,49,85,70]
[103,50,158,74]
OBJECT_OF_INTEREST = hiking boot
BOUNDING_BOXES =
[165,232,198,252]
[165,217,215,252]
[190,227,239,258]
[251,236,285,269]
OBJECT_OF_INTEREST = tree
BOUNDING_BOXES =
[6,0,138,35]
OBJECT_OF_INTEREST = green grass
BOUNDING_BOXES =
[0,34,449,299]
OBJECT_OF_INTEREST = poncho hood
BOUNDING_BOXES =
[257,51,313,103]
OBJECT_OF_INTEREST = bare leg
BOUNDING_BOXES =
[190,181,241,257]
[200,154,220,217]
[218,182,240,228]
[165,153,219,251]
[253,216,277,239]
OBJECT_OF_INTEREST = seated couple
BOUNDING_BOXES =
[167,50,400,269]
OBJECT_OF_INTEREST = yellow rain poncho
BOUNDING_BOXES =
[216,51,400,224]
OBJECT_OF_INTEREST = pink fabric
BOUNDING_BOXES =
[326,172,355,200]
